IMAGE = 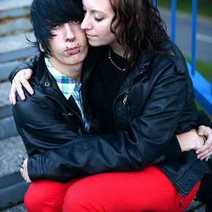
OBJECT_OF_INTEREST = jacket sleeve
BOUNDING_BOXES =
[13,92,79,152]
[197,110,212,128]
[27,61,195,181]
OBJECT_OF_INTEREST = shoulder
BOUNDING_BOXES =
[149,46,188,79]
[135,50,188,90]
[12,87,50,125]
[156,40,188,74]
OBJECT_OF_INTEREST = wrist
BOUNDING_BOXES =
[177,130,197,152]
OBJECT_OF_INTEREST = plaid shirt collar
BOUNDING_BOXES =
[45,57,81,99]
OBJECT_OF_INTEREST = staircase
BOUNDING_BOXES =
[0,0,207,211]
[0,0,36,211]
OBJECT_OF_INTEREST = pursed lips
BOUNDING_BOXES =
[64,46,80,55]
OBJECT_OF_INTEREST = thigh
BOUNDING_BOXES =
[63,166,186,212]
[24,179,76,212]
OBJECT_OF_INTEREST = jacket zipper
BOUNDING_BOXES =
[112,67,147,118]
[112,88,129,116]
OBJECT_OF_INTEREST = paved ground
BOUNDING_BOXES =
[160,8,212,64]
[0,81,27,211]
[1,204,26,212]
[0,136,27,178]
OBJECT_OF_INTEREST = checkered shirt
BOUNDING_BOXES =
[45,58,89,130]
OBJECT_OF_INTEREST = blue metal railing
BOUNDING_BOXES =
[171,0,177,42]
[152,0,212,114]
[191,0,197,75]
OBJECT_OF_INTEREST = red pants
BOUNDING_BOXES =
[24,166,200,212]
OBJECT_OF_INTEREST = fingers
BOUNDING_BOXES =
[24,68,33,80]
[19,76,34,95]
[196,126,212,160]
[9,69,34,105]
[20,166,26,181]
[20,164,27,181]
[19,159,31,183]
[198,125,210,136]
[196,145,212,161]
[13,78,26,101]
[196,146,212,161]
[9,82,17,105]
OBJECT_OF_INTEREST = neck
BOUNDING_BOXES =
[50,57,82,80]
[110,41,125,57]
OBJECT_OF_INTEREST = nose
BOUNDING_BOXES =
[81,13,92,30]
[64,23,75,41]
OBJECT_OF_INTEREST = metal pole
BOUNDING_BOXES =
[191,0,198,76]
[171,0,177,42]
[151,0,158,7]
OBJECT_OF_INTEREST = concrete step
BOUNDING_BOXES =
[0,116,18,140]
[0,88,27,210]
[1,204,26,212]
[0,0,32,19]
[0,31,37,83]
[0,18,32,37]
[0,0,32,37]
[0,172,29,210]
[0,32,36,82]
[0,46,37,64]
[0,136,27,178]
[0,105,12,119]
[0,32,35,54]
[0,47,38,82]
[0,61,21,82]
[0,81,11,107]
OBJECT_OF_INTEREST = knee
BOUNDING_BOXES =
[24,182,47,211]
[24,180,66,212]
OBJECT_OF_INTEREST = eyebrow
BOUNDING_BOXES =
[84,7,105,14]
[91,9,104,12]
[91,10,105,16]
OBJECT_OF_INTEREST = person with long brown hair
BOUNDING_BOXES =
[10,0,212,211]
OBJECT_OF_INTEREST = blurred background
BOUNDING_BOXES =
[0,0,211,211]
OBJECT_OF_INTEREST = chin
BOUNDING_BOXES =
[88,40,103,47]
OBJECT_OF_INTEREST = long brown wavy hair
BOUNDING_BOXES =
[109,0,169,67]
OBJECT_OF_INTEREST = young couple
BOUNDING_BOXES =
[10,0,212,211]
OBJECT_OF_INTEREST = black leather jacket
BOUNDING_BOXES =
[11,40,210,195]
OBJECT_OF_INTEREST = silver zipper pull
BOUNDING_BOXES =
[123,95,128,105]
[62,112,73,116]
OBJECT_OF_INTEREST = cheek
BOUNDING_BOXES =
[96,30,115,46]
[96,21,115,41]
[75,29,87,46]
[81,34,88,46]
[50,36,63,49]
[49,42,64,58]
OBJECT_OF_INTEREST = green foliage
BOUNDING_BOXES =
[158,0,212,18]
[186,57,212,80]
